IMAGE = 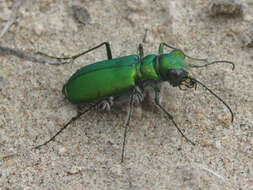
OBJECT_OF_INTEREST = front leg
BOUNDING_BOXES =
[153,83,195,145]
[142,81,163,105]
[121,88,135,162]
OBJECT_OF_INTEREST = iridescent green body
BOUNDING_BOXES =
[62,51,187,104]
[35,42,234,163]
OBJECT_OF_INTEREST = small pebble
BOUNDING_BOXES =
[23,187,32,190]
[209,0,245,17]
[33,22,45,36]
[215,140,222,149]
[244,14,253,22]
[72,6,91,25]
[110,164,122,175]
[67,166,82,175]
[58,146,68,154]
[126,0,148,12]
[126,13,141,26]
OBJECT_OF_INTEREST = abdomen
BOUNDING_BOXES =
[62,55,139,104]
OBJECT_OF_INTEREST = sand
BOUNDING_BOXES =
[0,0,252,189]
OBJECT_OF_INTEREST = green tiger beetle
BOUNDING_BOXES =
[35,42,234,162]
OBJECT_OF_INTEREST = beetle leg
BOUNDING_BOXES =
[121,88,135,163]
[97,97,114,111]
[70,42,112,60]
[159,42,180,54]
[153,85,195,145]
[138,44,144,59]
[34,103,99,149]
[37,42,113,64]
[142,29,148,43]
[144,81,163,104]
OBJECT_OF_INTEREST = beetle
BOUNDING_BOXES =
[35,42,234,162]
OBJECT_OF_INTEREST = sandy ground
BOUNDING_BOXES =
[0,0,253,189]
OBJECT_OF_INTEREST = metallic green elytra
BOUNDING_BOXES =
[62,55,140,104]
[35,42,235,162]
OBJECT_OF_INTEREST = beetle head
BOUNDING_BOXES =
[158,50,194,87]
[157,48,234,122]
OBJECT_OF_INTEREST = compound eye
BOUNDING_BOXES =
[167,69,186,82]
